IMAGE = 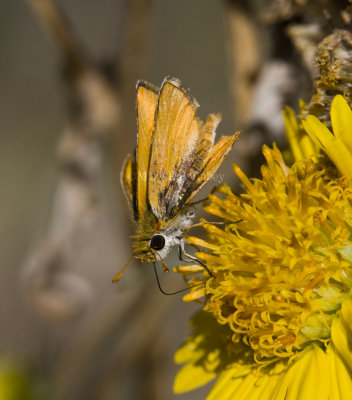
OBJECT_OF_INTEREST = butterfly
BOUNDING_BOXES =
[113,76,239,282]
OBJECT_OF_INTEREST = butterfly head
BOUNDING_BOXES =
[133,233,167,263]
[132,211,194,263]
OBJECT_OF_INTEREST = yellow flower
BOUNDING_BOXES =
[174,95,352,399]
[302,95,352,178]
[284,95,352,177]
[282,101,318,162]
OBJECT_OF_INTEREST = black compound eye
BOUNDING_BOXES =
[150,234,165,251]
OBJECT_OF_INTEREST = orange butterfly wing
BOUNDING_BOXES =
[136,81,159,218]
[122,77,239,223]
[174,112,239,207]
[188,132,239,202]
[120,154,134,209]
[148,77,200,219]
[120,81,158,219]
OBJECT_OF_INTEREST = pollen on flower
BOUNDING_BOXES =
[183,144,352,364]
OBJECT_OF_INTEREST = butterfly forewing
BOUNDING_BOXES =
[148,78,200,219]
[136,81,159,218]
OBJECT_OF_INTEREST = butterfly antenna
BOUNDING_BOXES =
[112,253,135,282]
[152,263,205,296]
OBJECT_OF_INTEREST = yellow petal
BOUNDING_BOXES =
[186,235,219,251]
[303,116,352,177]
[331,312,352,374]
[173,361,216,393]
[331,95,352,153]
[302,116,334,150]
[206,369,245,400]
[283,107,318,161]
[252,373,283,400]
[173,264,204,274]
[228,372,263,400]
[300,133,319,159]
[174,339,202,364]
[326,138,352,177]
[183,287,206,302]
[340,298,352,334]
[328,343,352,400]
[259,372,285,400]
[283,107,304,161]
[228,372,283,400]
[275,347,329,400]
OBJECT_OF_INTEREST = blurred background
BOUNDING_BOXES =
[0,0,344,399]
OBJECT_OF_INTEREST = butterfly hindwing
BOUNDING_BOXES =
[120,154,135,214]
[176,113,222,205]
[188,133,239,202]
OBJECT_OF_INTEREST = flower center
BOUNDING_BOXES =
[193,149,352,363]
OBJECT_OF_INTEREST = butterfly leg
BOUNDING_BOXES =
[178,240,214,278]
